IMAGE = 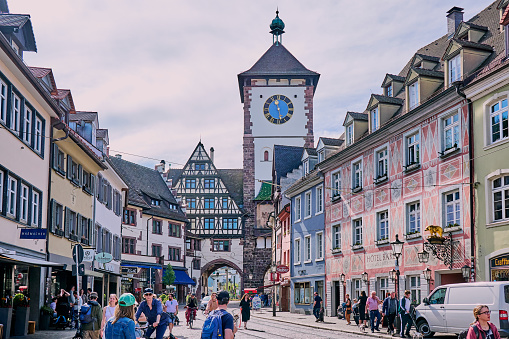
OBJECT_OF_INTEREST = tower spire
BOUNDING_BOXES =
[270,9,285,45]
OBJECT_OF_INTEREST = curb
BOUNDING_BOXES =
[251,313,393,339]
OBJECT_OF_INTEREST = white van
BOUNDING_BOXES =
[415,281,509,337]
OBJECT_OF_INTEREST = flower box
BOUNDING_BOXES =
[332,248,342,254]
[404,163,420,173]
[13,306,29,336]
[375,239,390,246]
[0,307,12,339]
[404,232,421,240]
[352,244,363,250]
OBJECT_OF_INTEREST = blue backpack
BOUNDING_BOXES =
[79,304,93,324]
[201,309,226,339]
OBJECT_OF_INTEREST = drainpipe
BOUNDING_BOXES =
[456,85,475,281]
[146,216,153,256]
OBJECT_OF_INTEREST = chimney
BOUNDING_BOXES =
[155,160,165,173]
[210,147,215,164]
[115,154,122,159]
[447,7,464,39]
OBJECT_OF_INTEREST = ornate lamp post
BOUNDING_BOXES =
[461,265,470,282]
[418,244,429,264]
[361,272,369,292]
[423,268,432,292]
[340,273,346,303]
[390,234,404,335]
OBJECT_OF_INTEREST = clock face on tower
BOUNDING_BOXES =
[263,94,294,125]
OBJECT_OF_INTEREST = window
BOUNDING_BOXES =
[409,276,421,305]
[204,178,214,188]
[445,191,461,227]
[122,237,136,254]
[168,247,181,261]
[7,176,17,216]
[0,80,6,124]
[52,201,64,234]
[34,116,42,154]
[352,161,362,190]
[204,218,214,229]
[9,92,20,134]
[428,288,446,305]
[318,150,324,163]
[20,184,29,223]
[304,191,311,218]
[213,240,230,251]
[53,145,65,174]
[204,198,214,209]
[406,133,420,166]
[194,163,205,171]
[263,150,269,162]
[66,209,78,239]
[303,160,309,175]
[346,124,353,145]
[379,278,389,299]
[151,244,162,258]
[376,148,388,179]
[490,99,508,143]
[79,216,89,241]
[386,84,393,97]
[222,218,238,229]
[0,170,3,212]
[371,107,379,131]
[353,218,363,246]
[152,220,162,234]
[123,209,136,225]
[304,235,311,262]
[113,190,121,216]
[407,202,421,234]
[185,179,196,189]
[449,55,461,83]
[316,232,323,260]
[352,279,361,299]
[68,158,80,185]
[443,112,460,150]
[295,197,301,221]
[168,223,181,237]
[493,175,509,221]
[294,238,301,264]
[332,224,341,250]
[82,170,93,194]
[193,258,201,270]
[408,81,419,109]
[222,197,228,209]
[332,171,341,199]
[23,106,32,144]
[187,197,196,209]
[31,190,40,227]
[294,282,312,304]
[377,210,389,241]
[316,186,323,213]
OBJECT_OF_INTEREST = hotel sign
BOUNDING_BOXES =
[491,255,509,268]
[365,250,394,269]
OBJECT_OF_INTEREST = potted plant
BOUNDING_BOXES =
[0,296,12,339]
[13,294,30,336]
[39,305,53,330]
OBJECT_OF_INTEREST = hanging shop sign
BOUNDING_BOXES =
[83,249,95,262]
[95,252,113,264]
[20,228,47,239]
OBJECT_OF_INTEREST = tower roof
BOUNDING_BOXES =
[270,10,285,36]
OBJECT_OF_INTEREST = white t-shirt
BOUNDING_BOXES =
[165,299,178,313]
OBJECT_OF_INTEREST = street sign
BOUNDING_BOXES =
[95,252,113,264]
[270,272,280,281]
[82,249,95,262]
[121,267,138,274]
[73,244,84,264]
[20,228,47,239]
[72,263,85,276]
[276,265,289,274]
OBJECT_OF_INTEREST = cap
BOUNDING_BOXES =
[118,293,136,307]
[144,288,154,294]
[217,291,229,302]
[191,293,196,296]
[89,292,98,299]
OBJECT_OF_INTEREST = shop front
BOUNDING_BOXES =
[168,267,196,304]
[489,253,509,281]
[121,261,162,302]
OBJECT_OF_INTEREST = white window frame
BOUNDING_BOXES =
[377,210,389,241]
[20,183,29,223]
[386,84,393,97]
[316,186,323,214]
[492,174,509,223]
[331,170,342,200]
[374,145,388,180]
[332,224,341,250]
[304,191,312,219]
[371,107,379,132]
[442,110,461,152]
[408,81,419,110]
[406,201,421,235]
[23,106,32,145]
[294,238,301,265]
[10,92,20,134]
[379,277,389,299]
[304,235,311,263]
[405,130,420,166]
[444,190,461,228]
[31,190,39,227]
[316,231,323,261]
[295,196,301,221]
[303,160,309,175]
[352,159,362,190]
[352,279,361,299]
[0,80,7,124]
[490,98,509,144]
[346,123,353,145]
[409,275,422,304]
[34,116,42,154]
[353,218,363,246]
[449,54,461,83]
[7,175,17,217]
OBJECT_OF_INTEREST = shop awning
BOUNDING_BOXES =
[121,262,162,270]
[174,270,196,285]
[0,253,64,267]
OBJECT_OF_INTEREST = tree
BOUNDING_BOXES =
[162,264,176,287]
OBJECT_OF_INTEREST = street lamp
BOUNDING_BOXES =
[391,234,404,334]
[462,265,470,282]
[418,245,429,264]
[423,268,433,292]
[361,272,369,283]
[389,269,397,282]
[340,273,346,305]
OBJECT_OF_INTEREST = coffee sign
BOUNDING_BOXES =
[491,255,509,268]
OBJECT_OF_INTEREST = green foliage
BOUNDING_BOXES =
[160,294,168,304]
[13,293,29,308]
[162,264,176,286]
[41,305,54,315]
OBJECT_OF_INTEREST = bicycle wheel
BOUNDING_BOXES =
[189,317,193,329]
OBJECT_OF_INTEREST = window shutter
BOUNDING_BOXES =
[89,220,94,246]
[96,226,102,253]
[107,184,112,210]
[50,199,56,233]
[77,214,82,238]
[52,144,58,170]
[64,208,70,238]
[90,174,95,195]
[77,165,83,186]
[66,155,73,180]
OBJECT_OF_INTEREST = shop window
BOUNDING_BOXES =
[294,282,311,304]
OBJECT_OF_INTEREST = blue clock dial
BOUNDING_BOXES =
[263,94,294,125]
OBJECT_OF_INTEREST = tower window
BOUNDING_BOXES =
[264,151,269,162]
[260,95,263,98]
[294,95,297,98]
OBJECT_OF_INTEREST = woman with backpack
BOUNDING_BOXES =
[465,305,501,339]
[104,293,136,339]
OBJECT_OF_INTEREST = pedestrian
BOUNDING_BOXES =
[382,292,398,335]
[73,291,83,329]
[466,305,501,339]
[135,288,169,339]
[345,294,352,325]
[185,291,191,305]
[202,290,237,339]
[82,292,103,339]
[399,290,412,338]
[56,289,70,320]
[367,291,382,333]
[101,294,118,338]
[239,293,252,329]
[185,293,198,326]
[104,293,136,339]
[50,297,58,317]
[69,286,76,328]
[80,289,88,304]
[313,291,322,322]
[358,291,368,328]
[164,293,178,335]
[205,292,218,315]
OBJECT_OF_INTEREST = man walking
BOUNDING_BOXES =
[313,291,322,322]
[82,292,102,339]
[164,293,178,335]
[201,290,237,339]
[400,290,412,338]
[367,291,382,333]
[382,292,398,335]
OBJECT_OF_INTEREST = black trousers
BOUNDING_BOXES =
[387,313,396,332]
[400,313,412,335]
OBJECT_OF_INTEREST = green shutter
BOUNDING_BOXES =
[49,199,56,233]
[51,144,58,170]
[66,155,73,180]
[90,174,95,195]
[64,208,70,238]
[77,165,83,186]
[76,213,82,238]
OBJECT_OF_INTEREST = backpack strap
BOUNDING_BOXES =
[471,324,486,339]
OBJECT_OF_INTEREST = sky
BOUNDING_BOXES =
[13,0,489,170]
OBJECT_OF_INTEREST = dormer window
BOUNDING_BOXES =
[318,150,324,163]
[371,107,379,132]
[346,124,353,146]
[11,40,19,56]
[449,55,461,83]
[408,82,419,110]
[304,160,309,175]
[151,199,161,206]
[386,84,393,97]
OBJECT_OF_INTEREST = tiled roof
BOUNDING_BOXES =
[108,156,188,222]
[463,22,489,31]
[305,148,317,157]
[28,66,51,78]
[452,38,493,52]
[217,169,244,207]
[371,94,404,106]
[410,67,445,78]
[96,129,108,139]
[398,35,449,78]
[69,111,98,122]
[254,181,272,202]
[387,74,406,82]
[319,137,344,147]
[52,89,70,100]
[0,14,29,27]
[273,145,304,185]
[347,111,368,121]
[415,54,440,62]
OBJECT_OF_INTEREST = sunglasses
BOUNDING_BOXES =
[144,293,153,296]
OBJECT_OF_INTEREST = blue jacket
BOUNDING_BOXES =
[382,297,398,315]
[135,299,169,326]
[104,317,136,339]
